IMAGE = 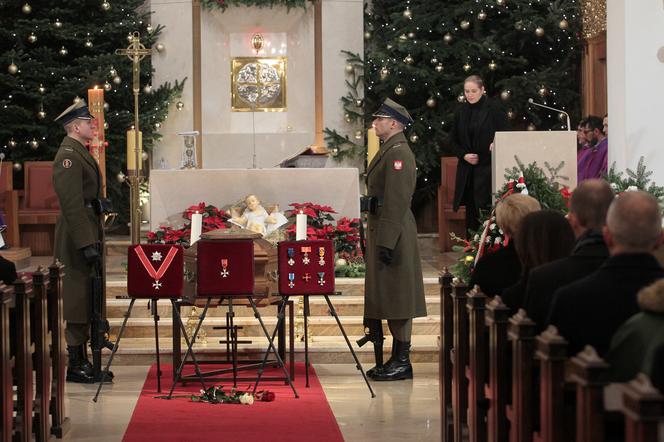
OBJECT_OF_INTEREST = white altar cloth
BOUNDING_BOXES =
[149,168,361,229]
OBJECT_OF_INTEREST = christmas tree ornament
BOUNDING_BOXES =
[488,60,498,71]
[430,57,438,65]
[344,63,354,74]
[154,122,161,129]
[457,94,466,103]
[460,20,470,30]
[103,102,109,111]
[37,110,46,119]
[22,3,31,14]
[143,84,153,94]
[101,1,111,11]
[251,33,264,52]
[404,54,414,65]
[8,139,17,149]
[73,96,82,103]
[559,19,569,30]
[85,40,93,48]
[354,130,363,140]
[146,24,153,33]
[463,62,471,72]
[527,123,536,131]
[59,46,68,56]
[364,31,371,40]
[407,32,415,39]
[478,10,487,20]
[116,172,126,183]
[29,139,39,149]
[27,33,37,43]
[507,109,515,119]
[104,122,109,130]
[386,44,393,50]
[354,98,363,107]
[142,151,149,161]
[443,33,453,44]
[515,20,525,31]
[113,75,121,84]
[38,84,45,93]
[379,67,389,80]
[8,63,18,74]
[500,90,511,101]
[13,163,22,172]
[535,27,545,37]
[103,81,112,91]
[398,34,408,42]
[344,113,352,123]
[496,0,505,5]
[403,8,412,19]
[538,85,548,97]
[435,63,444,73]
[409,134,419,143]
[395,85,405,96]
[558,112,567,122]
[426,97,436,108]
[155,43,165,52]
[109,67,117,76]
[54,19,62,28]
[176,101,184,110]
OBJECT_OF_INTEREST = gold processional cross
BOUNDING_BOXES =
[116,32,152,245]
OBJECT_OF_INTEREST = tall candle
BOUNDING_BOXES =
[87,86,106,195]
[126,129,142,171]
[190,212,203,245]
[367,127,379,165]
[296,211,307,241]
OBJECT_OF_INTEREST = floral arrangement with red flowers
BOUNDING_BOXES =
[147,202,230,245]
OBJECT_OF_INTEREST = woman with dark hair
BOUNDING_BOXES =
[502,210,575,315]
[449,75,510,233]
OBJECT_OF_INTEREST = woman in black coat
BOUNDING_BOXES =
[449,75,509,232]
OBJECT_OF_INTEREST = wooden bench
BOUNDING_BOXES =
[438,157,466,252]
[0,162,19,248]
[18,161,60,256]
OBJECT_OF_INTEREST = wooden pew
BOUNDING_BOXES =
[0,162,19,247]
[31,267,52,442]
[466,286,488,442]
[12,276,33,442]
[621,374,664,442]
[0,283,12,442]
[18,161,60,256]
[506,309,536,442]
[534,326,567,442]
[569,346,608,442]
[438,157,466,252]
[451,281,470,442]
[439,269,454,442]
[485,296,511,442]
[48,261,69,438]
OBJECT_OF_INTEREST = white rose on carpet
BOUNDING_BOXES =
[240,393,254,405]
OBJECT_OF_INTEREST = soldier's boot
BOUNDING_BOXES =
[66,346,94,384]
[372,339,413,381]
[82,342,113,380]
[369,338,398,378]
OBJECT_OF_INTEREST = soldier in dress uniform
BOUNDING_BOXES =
[52,100,104,383]
[362,98,426,381]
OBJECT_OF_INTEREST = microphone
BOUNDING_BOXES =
[528,98,571,131]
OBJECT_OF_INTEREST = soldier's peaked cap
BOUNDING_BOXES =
[54,99,94,126]
[372,98,413,125]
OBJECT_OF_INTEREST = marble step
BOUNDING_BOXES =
[108,314,441,339]
[94,335,439,365]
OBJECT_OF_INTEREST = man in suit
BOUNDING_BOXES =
[52,100,104,383]
[523,179,613,332]
[547,191,664,356]
[362,98,426,381]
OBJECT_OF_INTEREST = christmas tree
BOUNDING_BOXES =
[329,0,583,210]
[0,0,184,228]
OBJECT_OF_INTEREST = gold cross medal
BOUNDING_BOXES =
[318,247,326,266]
[220,259,229,278]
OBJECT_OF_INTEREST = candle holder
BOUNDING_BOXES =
[178,131,199,169]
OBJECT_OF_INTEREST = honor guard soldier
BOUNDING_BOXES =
[360,98,426,381]
[53,100,108,383]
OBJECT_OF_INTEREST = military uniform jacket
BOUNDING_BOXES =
[53,136,102,323]
[364,132,426,320]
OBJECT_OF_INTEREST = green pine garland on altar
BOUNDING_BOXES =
[201,0,307,12]
[606,157,664,209]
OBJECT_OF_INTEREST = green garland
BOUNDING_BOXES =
[201,0,307,12]
[606,157,664,209]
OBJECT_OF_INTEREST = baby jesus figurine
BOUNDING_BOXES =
[230,194,287,236]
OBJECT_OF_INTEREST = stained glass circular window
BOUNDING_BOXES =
[235,62,282,107]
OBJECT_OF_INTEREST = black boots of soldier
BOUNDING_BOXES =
[67,345,94,384]
[369,339,413,381]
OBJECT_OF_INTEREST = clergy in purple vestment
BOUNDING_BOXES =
[578,116,608,182]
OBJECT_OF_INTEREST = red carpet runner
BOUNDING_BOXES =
[123,363,344,442]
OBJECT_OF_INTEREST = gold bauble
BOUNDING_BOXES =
[443,32,453,44]
[354,130,363,140]
[558,112,567,122]
[488,60,497,71]
[344,63,354,74]
[85,40,93,48]
[426,97,436,108]
[535,27,545,37]
[8,63,18,75]
[54,19,62,28]
[101,1,111,11]
[398,34,408,42]
[463,62,471,72]
[478,10,487,20]
[143,84,153,94]
[407,32,415,39]
[403,8,412,18]
[460,20,470,30]
[559,19,569,30]
[37,110,46,119]
[496,0,505,5]
[59,46,68,56]
[409,134,419,143]
[379,67,389,80]
[344,113,352,123]
[538,86,548,97]
[354,98,363,107]
[103,102,109,111]
[154,122,161,129]
[155,43,165,52]
[8,139,17,149]
[435,63,444,73]
[109,67,117,77]
[142,151,149,161]
[29,139,39,149]
[27,33,37,43]
[364,31,371,40]
[507,110,515,119]
[430,57,438,65]
[527,123,536,131]
[38,84,45,93]
[404,54,414,65]
[251,33,264,52]
[22,3,31,14]
[103,82,112,91]
[500,90,511,101]
[146,24,153,33]
[395,85,405,96]
[103,122,109,130]
[457,94,466,103]
[176,101,184,110]
[113,75,121,84]
[13,163,22,172]
[116,172,126,183]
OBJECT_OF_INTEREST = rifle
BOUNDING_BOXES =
[90,240,114,381]
[356,318,384,370]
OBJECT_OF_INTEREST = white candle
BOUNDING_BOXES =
[190,212,203,245]
[296,211,307,241]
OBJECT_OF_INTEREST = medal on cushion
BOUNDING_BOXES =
[220,259,230,278]
[288,273,295,288]
[302,272,311,283]
[287,248,295,266]
[135,246,179,291]
[318,247,326,266]
[301,246,311,265]
[317,272,325,286]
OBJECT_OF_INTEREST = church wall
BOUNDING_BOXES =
[607,0,664,186]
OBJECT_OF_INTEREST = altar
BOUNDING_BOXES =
[149,168,361,229]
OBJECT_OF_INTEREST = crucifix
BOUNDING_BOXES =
[116,32,152,245]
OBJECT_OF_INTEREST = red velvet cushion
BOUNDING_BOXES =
[127,244,184,298]
[278,239,335,295]
[196,239,254,296]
